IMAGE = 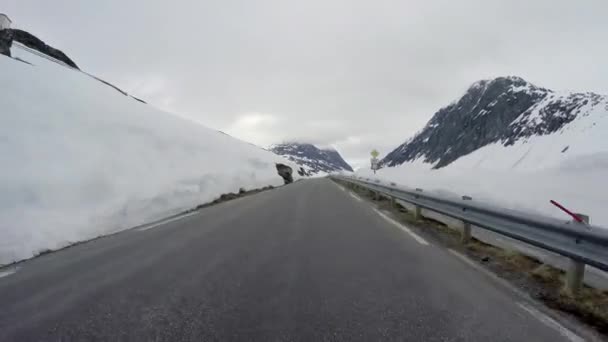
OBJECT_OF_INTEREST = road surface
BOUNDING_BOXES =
[0,178,581,341]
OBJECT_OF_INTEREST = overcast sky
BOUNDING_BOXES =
[5,0,608,168]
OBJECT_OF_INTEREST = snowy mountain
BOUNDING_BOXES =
[270,143,353,174]
[383,76,608,170]
[0,38,302,265]
[358,76,608,227]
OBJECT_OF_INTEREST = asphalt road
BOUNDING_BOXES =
[0,178,580,341]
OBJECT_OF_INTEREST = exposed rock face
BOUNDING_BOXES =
[382,76,607,168]
[11,29,79,69]
[297,167,310,177]
[275,163,293,184]
[270,143,353,174]
[0,29,13,57]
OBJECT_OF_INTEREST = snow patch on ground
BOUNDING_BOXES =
[357,159,608,228]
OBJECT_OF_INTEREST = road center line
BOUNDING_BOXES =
[137,212,199,232]
[517,302,584,342]
[373,209,429,246]
[0,268,17,279]
[348,192,363,202]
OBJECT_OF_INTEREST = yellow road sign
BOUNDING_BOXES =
[371,149,379,158]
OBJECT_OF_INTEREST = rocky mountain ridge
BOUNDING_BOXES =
[382,76,607,168]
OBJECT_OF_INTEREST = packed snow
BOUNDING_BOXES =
[0,45,300,265]
[359,164,608,230]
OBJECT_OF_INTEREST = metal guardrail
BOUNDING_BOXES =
[332,175,608,293]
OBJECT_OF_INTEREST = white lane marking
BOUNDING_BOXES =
[373,209,429,246]
[448,249,531,299]
[0,268,17,278]
[332,181,351,193]
[517,303,584,342]
[137,212,199,232]
[349,192,363,202]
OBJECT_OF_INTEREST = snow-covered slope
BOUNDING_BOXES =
[359,77,608,227]
[270,143,353,175]
[0,44,300,265]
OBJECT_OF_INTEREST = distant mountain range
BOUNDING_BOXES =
[270,143,353,174]
[382,76,608,169]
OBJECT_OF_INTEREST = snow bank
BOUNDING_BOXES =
[0,45,299,265]
[358,159,608,227]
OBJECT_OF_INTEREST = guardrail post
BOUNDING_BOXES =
[414,206,422,220]
[565,213,589,295]
[460,196,473,244]
[413,189,423,220]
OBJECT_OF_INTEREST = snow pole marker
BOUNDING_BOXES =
[550,200,589,228]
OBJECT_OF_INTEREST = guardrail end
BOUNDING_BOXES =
[462,195,472,201]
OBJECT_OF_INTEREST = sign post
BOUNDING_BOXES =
[370,150,380,174]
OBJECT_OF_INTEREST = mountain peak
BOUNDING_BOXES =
[470,76,528,87]
[465,76,546,97]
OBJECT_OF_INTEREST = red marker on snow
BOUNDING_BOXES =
[550,200,586,224]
